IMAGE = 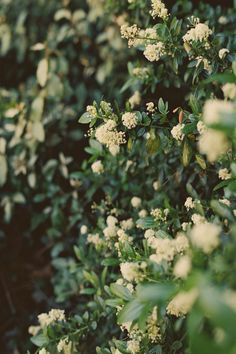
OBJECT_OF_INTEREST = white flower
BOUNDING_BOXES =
[109,144,120,156]
[153,180,160,191]
[146,102,155,113]
[173,255,192,279]
[120,218,134,230]
[107,215,118,226]
[219,48,229,59]
[166,289,198,317]
[86,105,97,117]
[91,160,104,174]
[183,23,212,43]
[38,309,65,328]
[198,129,229,162]
[218,168,231,180]
[95,120,126,149]
[184,197,195,210]
[203,99,235,125]
[127,339,140,354]
[171,124,185,141]
[122,112,138,129]
[222,83,236,100]
[191,213,206,225]
[120,262,140,282]
[182,222,191,231]
[150,0,169,20]
[80,225,88,234]
[57,337,72,353]
[144,42,165,62]
[190,222,221,253]
[138,209,147,218]
[131,196,142,208]
[197,121,207,135]
[129,91,141,108]
[39,349,50,354]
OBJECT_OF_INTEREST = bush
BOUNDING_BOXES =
[1,0,236,353]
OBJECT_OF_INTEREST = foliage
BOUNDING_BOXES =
[1,0,236,353]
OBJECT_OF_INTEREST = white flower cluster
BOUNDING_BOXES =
[173,255,192,279]
[222,83,236,100]
[150,0,169,20]
[218,168,231,180]
[120,261,147,282]
[86,105,97,117]
[184,197,195,210]
[91,160,104,174]
[131,196,142,208]
[144,42,166,62]
[95,119,126,151]
[166,289,198,317]
[120,24,139,47]
[122,112,138,129]
[87,233,103,247]
[183,23,212,44]
[103,215,118,240]
[198,129,229,162]
[203,99,235,125]
[37,309,66,328]
[57,337,72,353]
[190,222,221,253]
[148,232,189,264]
[129,91,141,108]
[151,208,169,222]
[127,339,140,354]
[171,123,185,141]
[146,307,161,343]
[219,48,229,59]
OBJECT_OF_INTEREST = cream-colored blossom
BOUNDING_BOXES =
[171,123,185,141]
[191,213,206,225]
[184,197,195,210]
[122,112,138,129]
[127,339,140,354]
[144,42,165,62]
[203,99,235,125]
[131,196,142,208]
[218,168,231,180]
[80,225,88,234]
[91,160,104,174]
[183,23,212,43]
[173,255,192,279]
[129,91,141,108]
[57,337,72,354]
[166,289,198,316]
[146,102,155,113]
[219,48,229,59]
[95,120,126,149]
[197,121,207,135]
[198,129,229,162]
[190,222,221,253]
[150,0,169,20]
[222,83,236,100]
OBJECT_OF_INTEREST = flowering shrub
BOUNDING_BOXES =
[1,0,236,353]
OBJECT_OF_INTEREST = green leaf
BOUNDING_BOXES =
[36,58,48,87]
[136,217,156,229]
[30,333,48,347]
[110,283,133,301]
[118,299,144,324]
[136,283,174,303]
[0,155,7,186]
[79,112,92,124]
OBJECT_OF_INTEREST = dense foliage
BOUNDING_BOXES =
[1,0,236,353]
